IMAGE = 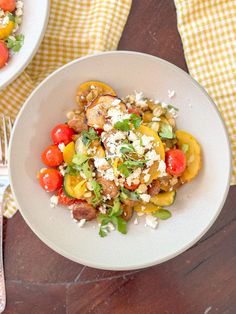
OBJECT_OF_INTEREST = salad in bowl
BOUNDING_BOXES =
[38,81,202,237]
[0,0,24,69]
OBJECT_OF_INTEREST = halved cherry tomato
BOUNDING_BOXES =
[165,149,186,176]
[51,124,74,145]
[0,0,16,12]
[38,169,62,192]
[128,108,140,116]
[57,188,78,206]
[124,182,139,191]
[95,128,103,136]
[41,145,63,167]
[0,41,9,68]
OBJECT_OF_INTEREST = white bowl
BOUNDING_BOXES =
[9,51,231,270]
[0,0,50,90]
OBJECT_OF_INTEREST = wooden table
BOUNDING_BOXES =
[4,1,236,313]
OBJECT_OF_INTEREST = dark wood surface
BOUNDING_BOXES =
[4,1,236,313]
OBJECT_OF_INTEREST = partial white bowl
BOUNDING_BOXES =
[0,0,49,90]
[9,51,231,270]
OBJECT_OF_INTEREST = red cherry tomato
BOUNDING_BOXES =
[128,108,140,116]
[41,145,63,167]
[95,128,103,136]
[165,149,186,176]
[51,124,74,145]
[0,41,9,69]
[0,0,16,12]
[57,188,77,206]
[38,169,63,192]
[124,182,139,191]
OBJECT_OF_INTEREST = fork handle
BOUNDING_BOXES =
[0,204,6,313]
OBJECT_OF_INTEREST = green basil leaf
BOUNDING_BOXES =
[91,180,103,206]
[116,217,127,234]
[109,198,121,217]
[81,128,100,147]
[152,209,172,220]
[120,144,135,154]
[130,113,142,129]
[120,187,140,201]
[118,164,131,177]
[81,161,92,179]
[114,119,130,131]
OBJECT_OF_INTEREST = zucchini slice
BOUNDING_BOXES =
[150,190,176,207]
[63,174,86,199]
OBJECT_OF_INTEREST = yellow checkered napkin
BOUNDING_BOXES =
[0,0,132,218]
[175,0,236,184]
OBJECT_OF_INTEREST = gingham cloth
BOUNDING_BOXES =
[0,0,132,218]
[175,0,236,184]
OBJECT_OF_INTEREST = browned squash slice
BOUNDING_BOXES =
[176,130,202,182]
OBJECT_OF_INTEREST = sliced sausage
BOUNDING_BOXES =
[72,202,97,221]
[97,176,118,199]
[148,179,161,197]
[121,205,133,221]
[68,112,88,133]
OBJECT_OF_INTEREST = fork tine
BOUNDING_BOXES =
[2,115,8,165]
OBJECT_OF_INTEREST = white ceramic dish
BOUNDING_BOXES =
[9,51,231,270]
[0,0,50,90]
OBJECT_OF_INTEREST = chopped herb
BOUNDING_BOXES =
[114,119,130,131]
[91,180,103,206]
[120,187,140,201]
[6,34,24,53]
[152,208,172,220]
[72,154,89,166]
[81,161,92,179]
[159,123,175,139]
[168,104,179,111]
[65,164,80,176]
[130,113,142,129]
[120,144,135,154]
[7,13,15,22]
[123,160,146,168]
[181,144,189,154]
[118,164,130,177]
[81,128,100,147]
[98,198,127,237]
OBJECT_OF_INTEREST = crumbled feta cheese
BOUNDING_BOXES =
[112,98,121,106]
[168,90,175,99]
[15,8,23,17]
[139,194,151,203]
[126,168,142,186]
[144,173,151,183]
[99,204,107,214]
[16,1,24,9]
[87,146,97,155]
[133,139,145,155]
[134,218,139,225]
[158,160,167,177]
[145,150,160,167]
[142,135,154,149]
[107,107,130,125]
[134,91,148,109]
[103,123,112,132]
[58,143,65,152]
[59,164,66,176]
[152,117,161,122]
[0,9,4,17]
[169,108,178,118]
[128,131,138,142]
[78,219,86,228]
[103,167,116,181]
[145,215,158,229]
[107,222,115,231]
[94,157,110,171]
[50,195,58,208]
[86,181,93,191]
[161,102,168,108]
[84,192,92,197]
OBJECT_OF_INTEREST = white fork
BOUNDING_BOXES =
[0,114,13,313]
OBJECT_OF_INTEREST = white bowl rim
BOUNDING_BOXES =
[9,51,232,270]
[0,0,50,91]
